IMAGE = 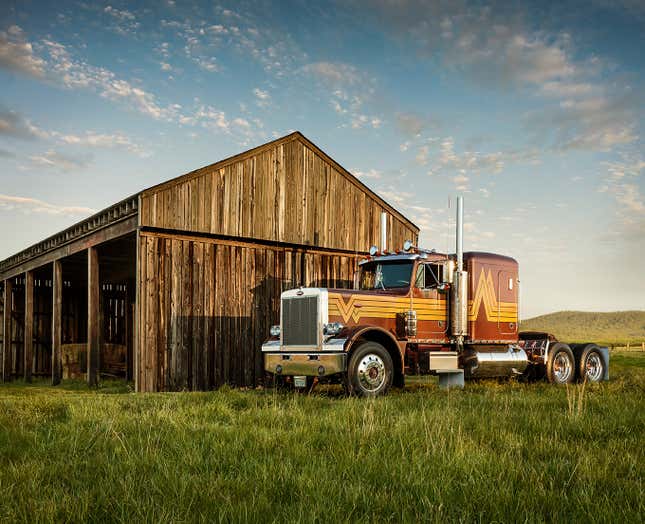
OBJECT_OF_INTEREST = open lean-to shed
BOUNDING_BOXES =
[0,132,418,392]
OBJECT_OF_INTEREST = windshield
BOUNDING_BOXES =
[359,261,414,290]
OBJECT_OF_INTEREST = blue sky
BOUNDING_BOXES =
[0,0,643,318]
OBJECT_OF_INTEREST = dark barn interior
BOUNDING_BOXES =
[0,132,418,392]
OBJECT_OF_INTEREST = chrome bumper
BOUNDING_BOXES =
[264,353,347,377]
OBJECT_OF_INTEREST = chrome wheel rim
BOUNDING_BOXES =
[553,352,572,383]
[357,354,386,392]
[585,353,603,382]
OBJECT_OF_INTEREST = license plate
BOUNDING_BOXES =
[293,376,307,388]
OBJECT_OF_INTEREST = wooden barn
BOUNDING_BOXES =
[0,132,418,392]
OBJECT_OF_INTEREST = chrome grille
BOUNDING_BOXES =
[282,296,318,347]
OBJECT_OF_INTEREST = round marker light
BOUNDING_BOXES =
[318,366,325,376]
[369,245,378,256]
[270,325,281,337]
[276,365,283,374]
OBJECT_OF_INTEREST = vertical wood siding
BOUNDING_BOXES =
[139,137,417,252]
[136,232,358,392]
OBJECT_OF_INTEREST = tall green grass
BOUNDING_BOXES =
[0,352,643,523]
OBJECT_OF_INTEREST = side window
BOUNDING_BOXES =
[415,265,425,288]
[423,264,443,288]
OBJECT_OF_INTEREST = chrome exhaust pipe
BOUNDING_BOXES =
[380,212,388,252]
[451,196,468,341]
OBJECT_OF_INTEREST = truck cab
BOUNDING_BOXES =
[262,198,608,396]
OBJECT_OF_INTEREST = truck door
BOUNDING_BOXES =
[413,263,449,340]
[497,270,518,335]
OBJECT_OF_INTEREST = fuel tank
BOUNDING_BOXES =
[461,345,528,378]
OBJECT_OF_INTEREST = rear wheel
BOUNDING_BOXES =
[578,344,606,383]
[546,343,575,384]
[345,342,393,397]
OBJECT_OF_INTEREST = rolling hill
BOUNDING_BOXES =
[520,310,645,346]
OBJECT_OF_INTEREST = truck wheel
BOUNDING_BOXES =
[345,342,393,397]
[578,344,606,383]
[546,343,575,384]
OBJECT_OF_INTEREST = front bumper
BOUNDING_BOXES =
[264,352,347,377]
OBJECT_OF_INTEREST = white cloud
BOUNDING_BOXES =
[540,81,595,98]
[40,39,180,121]
[0,108,47,139]
[530,92,640,152]
[395,112,426,137]
[0,25,45,77]
[104,6,135,20]
[416,144,430,165]
[27,150,89,172]
[193,56,219,72]
[0,194,94,217]
[454,173,469,191]
[103,6,140,36]
[353,169,382,180]
[599,156,645,241]
[253,88,270,100]
[53,131,149,157]
[253,87,271,107]
[303,61,362,85]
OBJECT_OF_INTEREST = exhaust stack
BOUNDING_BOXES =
[380,212,388,252]
[456,196,463,272]
[451,196,468,343]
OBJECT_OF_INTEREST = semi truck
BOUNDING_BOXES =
[262,197,609,396]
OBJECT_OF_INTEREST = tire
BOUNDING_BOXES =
[345,342,393,397]
[546,342,576,384]
[578,344,606,383]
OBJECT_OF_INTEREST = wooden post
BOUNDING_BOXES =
[2,280,12,382]
[52,260,62,385]
[24,271,34,382]
[87,247,99,387]
[125,292,133,382]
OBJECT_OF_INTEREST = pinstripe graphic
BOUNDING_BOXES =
[328,293,447,323]
[468,268,517,323]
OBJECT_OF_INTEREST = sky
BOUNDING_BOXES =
[0,0,643,318]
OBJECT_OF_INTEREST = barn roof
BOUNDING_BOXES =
[0,131,418,278]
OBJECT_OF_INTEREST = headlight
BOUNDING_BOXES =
[270,325,281,337]
[323,322,344,336]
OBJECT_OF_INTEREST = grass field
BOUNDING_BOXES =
[0,351,643,523]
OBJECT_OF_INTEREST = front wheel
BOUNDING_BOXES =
[578,344,606,383]
[345,342,393,397]
[546,343,575,384]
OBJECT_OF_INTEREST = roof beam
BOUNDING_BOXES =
[0,216,137,281]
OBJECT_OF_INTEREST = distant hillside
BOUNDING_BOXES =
[520,311,645,346]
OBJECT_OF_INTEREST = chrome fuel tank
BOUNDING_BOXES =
[462,346,528,378]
